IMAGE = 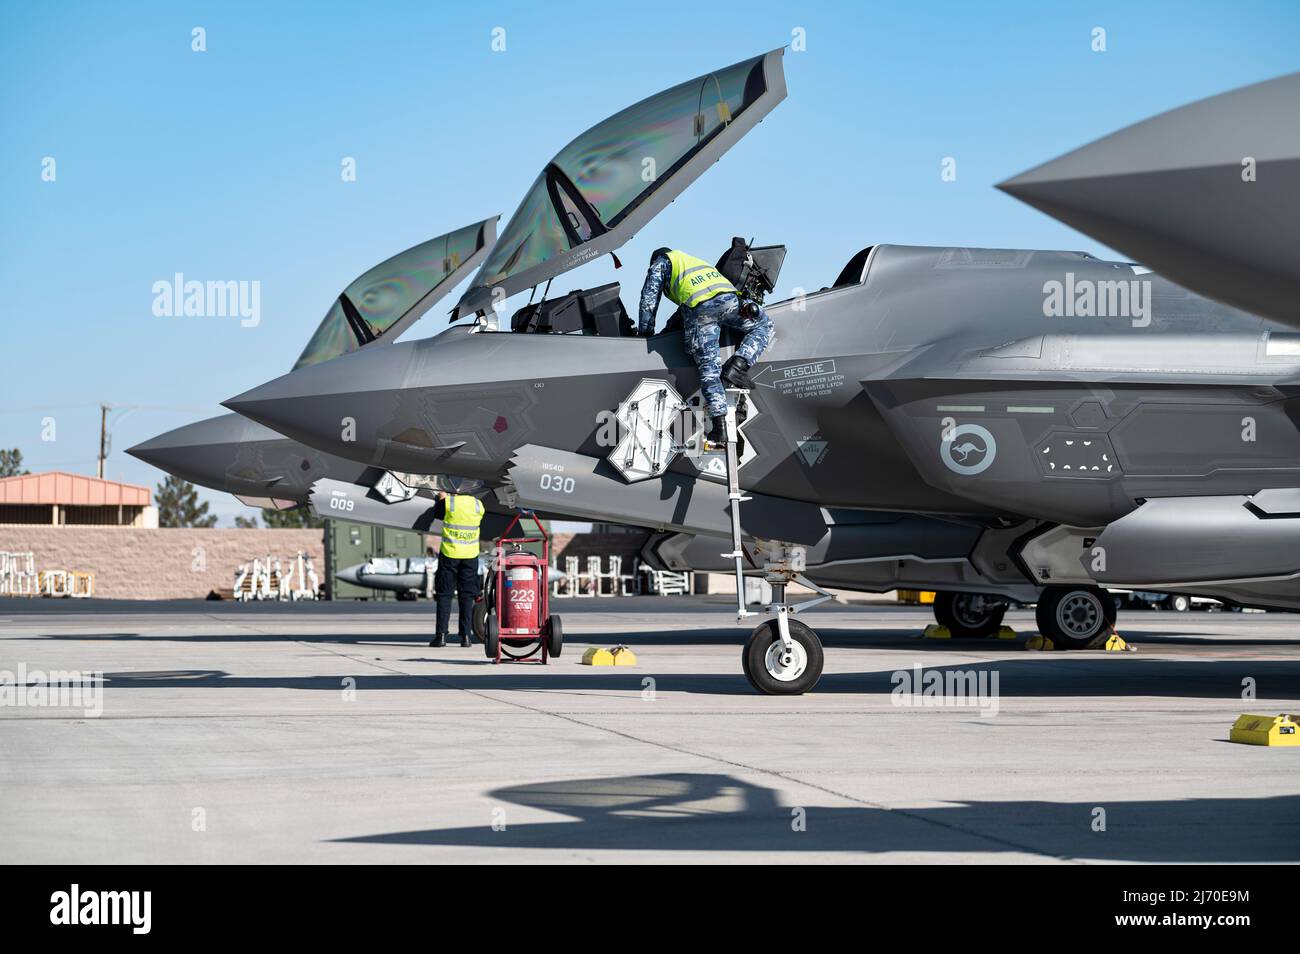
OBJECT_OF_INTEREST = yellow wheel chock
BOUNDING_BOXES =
[1103,632,1136,652]
[581,646,637,666]
[1230,713,1300,747]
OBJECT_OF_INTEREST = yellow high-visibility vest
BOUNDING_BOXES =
[439,494,485,559]
[665,250,736,309]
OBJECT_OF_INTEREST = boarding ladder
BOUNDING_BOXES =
[719,388,755,623]
[717,387,836,651]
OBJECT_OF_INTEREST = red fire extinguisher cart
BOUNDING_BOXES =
[481,511,562,664]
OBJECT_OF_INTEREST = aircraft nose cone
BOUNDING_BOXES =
[125,434,178,472]
[998,71,1300,329]
[222,369,330,435]
[127,414,268,488]
[222,344,416,463]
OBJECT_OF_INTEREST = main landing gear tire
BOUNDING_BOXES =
[742,618,824,695]
[1035,585,1117,649]
[933,591,1008,639]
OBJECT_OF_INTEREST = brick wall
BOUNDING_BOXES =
[0,526,325,600]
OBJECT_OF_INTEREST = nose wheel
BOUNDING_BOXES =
[742,617,824,695]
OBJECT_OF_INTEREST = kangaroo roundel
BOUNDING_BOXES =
[942,424,996,476]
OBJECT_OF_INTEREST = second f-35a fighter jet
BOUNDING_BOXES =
[129,217,500,509]
[223,49,1300,695]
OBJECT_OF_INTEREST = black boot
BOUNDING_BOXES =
[704,415,728,448]
[721,354,753,389]
[459,632,470,647]
[429,632,446,648]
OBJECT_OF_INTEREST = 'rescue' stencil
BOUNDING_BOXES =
[751,360,845,399]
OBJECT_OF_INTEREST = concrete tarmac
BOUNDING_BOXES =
[1,597,1297,863]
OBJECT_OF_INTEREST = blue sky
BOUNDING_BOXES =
[2,0,1298,524]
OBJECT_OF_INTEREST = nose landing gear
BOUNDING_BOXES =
[737,544,833,695]
[710,388,832,695]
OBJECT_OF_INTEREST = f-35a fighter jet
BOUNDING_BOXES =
[129,210,1033,625]
[223,50,1300,695]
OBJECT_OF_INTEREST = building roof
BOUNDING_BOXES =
[0,471,151,507]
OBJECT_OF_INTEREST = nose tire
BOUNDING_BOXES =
[742,618,824,695]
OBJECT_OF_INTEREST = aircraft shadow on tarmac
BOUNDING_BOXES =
[87,657,1300,699]
[331,772,1300,862]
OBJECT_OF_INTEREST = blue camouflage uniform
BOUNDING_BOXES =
[637,250,775,419]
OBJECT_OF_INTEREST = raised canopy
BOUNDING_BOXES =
[453,50,786,318]
[295,216,498,368]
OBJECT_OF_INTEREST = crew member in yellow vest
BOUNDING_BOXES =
[429,491,485,647]
[637,247,774,445]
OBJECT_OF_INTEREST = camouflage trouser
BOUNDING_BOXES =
[683,292,774,419]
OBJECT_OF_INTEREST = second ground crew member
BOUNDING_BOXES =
[428,491,485,648]
[637,246,774,445]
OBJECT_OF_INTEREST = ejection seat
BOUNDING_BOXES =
[509,282,636,337]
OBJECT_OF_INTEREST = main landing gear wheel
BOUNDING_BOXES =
[1035,585,1116,649]
[933,591,1007,639]
[742,618,824,695]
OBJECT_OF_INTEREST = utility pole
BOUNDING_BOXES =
[97,403,110,479]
